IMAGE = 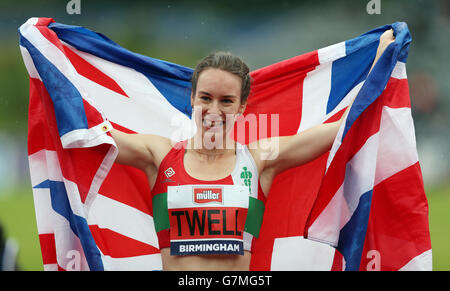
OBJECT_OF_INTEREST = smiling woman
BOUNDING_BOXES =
[188,52,251,152]
[108,30,394,270]
[190,67,246,151]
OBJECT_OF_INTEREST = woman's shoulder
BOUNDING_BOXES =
[141,135,182,165]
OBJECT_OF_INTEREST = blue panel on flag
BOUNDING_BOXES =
[19,36,89,137]
[337,190,373,271]
[46,180,104,271]
[326,40,378,114]
[48,22,119,47]
[49,22,194,118]
[33,179,50,189]
[392,22,412,63]
[140,73,193,117]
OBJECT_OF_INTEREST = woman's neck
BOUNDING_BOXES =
[186,136,236,161]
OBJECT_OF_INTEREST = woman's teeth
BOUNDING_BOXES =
[203,119,224,127]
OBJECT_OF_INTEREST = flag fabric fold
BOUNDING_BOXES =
[19,17,431,271]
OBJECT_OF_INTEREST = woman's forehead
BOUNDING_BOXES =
[196,68,242,96]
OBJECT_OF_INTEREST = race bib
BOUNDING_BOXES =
[167,185,249,256]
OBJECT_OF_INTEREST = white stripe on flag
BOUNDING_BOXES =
[19,45,42,80]
[65,44,194,139]
[53,219,90,271]
[308,131,379,246]
[298,43,345,133]
[32,188,57,235]
[391,61,407,80]
[298,62,332,133]
[28,150,63,186]
[317,41,346,64]
[100,252,162,271]
[43,264,58,271]
[374,106,418,185]
[398,249,432,271]
[87,194,160,249]
[270,236,335,270]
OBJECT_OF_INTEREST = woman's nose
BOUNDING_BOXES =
[205,100,221,115]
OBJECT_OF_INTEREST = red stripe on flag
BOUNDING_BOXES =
[110,121,137,134]
[38,233,57,265]
[360,162,431,270]
[99,163,152,215]
[324,107,347,123]
[383,78,411,108]
[82,98,107,129]
[238,51,320,144]
[34,19,65,54]
[331,250,344,271]
[35,17,54,27]
[250,51,320,84]
[28,78,57,155]
[65,144,113,203]
[89,225,159,258]
[61,44,129,98]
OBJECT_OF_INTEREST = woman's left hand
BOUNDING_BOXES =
[378,28,395,51]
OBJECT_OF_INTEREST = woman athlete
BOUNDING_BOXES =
[110,29,395,270]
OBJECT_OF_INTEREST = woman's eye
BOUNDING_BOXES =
[200,96,211,101]
[222,99,233,104]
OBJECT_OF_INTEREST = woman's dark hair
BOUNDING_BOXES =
[191,51,251,103]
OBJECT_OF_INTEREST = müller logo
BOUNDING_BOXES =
[193,187,223,204]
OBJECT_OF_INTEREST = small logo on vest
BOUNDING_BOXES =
[240,167,252,193]
[164,167,175,178]
[193,187,223,204]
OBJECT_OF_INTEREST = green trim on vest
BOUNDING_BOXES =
[152,192,169,232]
[244,196,265,238]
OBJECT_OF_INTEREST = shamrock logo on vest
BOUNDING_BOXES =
[240,167,252,194]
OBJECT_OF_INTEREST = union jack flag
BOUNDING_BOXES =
[19,17,431,271]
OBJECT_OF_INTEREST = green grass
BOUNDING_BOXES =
[426,182,450,271]
[0,183,448,271]
[0,187,43,271]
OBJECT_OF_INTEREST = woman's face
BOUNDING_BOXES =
[191,68,246,138]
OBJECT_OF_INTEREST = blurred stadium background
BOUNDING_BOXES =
[0,0,448,270]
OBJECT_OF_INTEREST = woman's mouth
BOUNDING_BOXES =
[202,119,224,128]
